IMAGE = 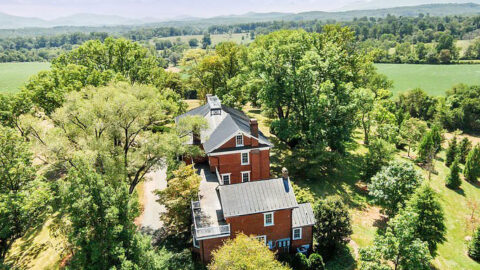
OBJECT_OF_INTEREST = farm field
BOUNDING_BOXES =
[158,32,254,46]
[0,62,50,94]
[375,63,480,96]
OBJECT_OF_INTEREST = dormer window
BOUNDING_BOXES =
[236,135,244,147]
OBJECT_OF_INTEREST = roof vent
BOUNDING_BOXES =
[206,95,222,116]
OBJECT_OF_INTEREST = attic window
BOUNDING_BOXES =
[293,228,302,240]
[236,135,244,146]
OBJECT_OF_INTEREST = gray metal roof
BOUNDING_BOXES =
[218,178,298,218]
[292,203,315,228]
[175,96,272,153]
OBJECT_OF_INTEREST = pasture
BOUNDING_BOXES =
[0,62,50,94]
[157,33,253,46]
[375,63,480,96]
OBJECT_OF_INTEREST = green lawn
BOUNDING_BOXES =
[0,62,50,94]
[158,33,253,46]
[375,63,480,96]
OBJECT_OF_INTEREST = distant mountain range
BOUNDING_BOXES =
[340,0,480,11]
[2,3,480,30]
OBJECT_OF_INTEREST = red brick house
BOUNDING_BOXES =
[176,95,315,263]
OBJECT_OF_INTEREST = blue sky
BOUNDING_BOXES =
[0,0,359,19]
[0,0,472,19]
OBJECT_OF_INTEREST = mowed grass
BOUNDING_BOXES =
[0,62,50,94]
[375,63,480,96]
[158,33,254,46]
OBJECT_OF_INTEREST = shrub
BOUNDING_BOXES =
[469,227,480,261]
[446,159,462,189]
[308,253,325,270]
[445,136,458,167]
[361,138,395,182]
[314,197,353,260]
[464,145,480,183]
[458,137,472,164]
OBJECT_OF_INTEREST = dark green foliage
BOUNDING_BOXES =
[406,185,446,256]
[469,227,480,261]
[369,160,423,217]
[397,89,438,121]
[0,126,50,262]
[361,138,396,182]
[359,208,432,270]
[62,162,163,269]
[459,137,473,164]
[314,197,353,260]
[445,136,458,167]
[446,159,462,190]
[307,253,325,270]
[440,85,480,132]
[417,126,442,164]
[464,145,480,182]
[293,253,309,270]
[22,37,174,114]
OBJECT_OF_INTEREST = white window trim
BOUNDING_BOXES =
[293,228,302,240]
[256,235,267,245]
[236,134,244,147]
[264,212,274,227]
[241,151,250,165]
[221,173,231,185]
[241,171,251,182]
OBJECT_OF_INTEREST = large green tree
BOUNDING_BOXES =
[405,185,446,256]
[313,196,353,259]
[209,234,290,270]
[22,38,176,114]
[369,160,423,217]
[359,210,431,270]
[0,126,50,262]
[22,83,195,194]
[61,161,164,269]
[464,145,480,183]
[156,164,201,233]
[249,27,379,154]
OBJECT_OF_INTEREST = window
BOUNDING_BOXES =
[256,235,267,245]
[236,135,244,146]
[242,171,250,182]
[222,174,231,185]
[264,212,274,226]
[241,152,249,165]
[193,235,200,248]
[293,228,302,240]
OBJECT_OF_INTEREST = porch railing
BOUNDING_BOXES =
[195,224,231,239]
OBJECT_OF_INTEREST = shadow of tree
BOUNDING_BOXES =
[270,137,369,211]
[325,245,357,270]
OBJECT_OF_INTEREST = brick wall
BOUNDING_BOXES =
[227,209,293,248]
[291,226,314,251]
[209,149,270,184]
[198,236,229,263]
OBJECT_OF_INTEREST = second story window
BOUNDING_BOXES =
[264,212,274,227]
[241,152,249,165]
[236,135,244,146]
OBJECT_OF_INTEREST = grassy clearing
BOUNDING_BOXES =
[375,63,480,96]
[158,33,254,46]
[0,62,50,94]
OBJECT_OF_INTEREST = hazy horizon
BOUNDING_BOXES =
[0,0,477,20]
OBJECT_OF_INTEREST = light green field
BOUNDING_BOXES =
[158,33,253,46]
[375,63,480,96]
[0,62,50,94]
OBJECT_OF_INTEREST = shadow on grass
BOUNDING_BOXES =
[325,245,356,270]
[270,137,369,210]
[453,187,466,196]
[4,221,49,268]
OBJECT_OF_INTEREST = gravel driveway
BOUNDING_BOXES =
[140,167,167,232]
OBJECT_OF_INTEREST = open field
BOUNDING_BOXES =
[0,62,50,94]
[158,33,254,46]
[375,63,480,96]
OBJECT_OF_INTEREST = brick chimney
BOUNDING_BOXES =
[250,119,259,147]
